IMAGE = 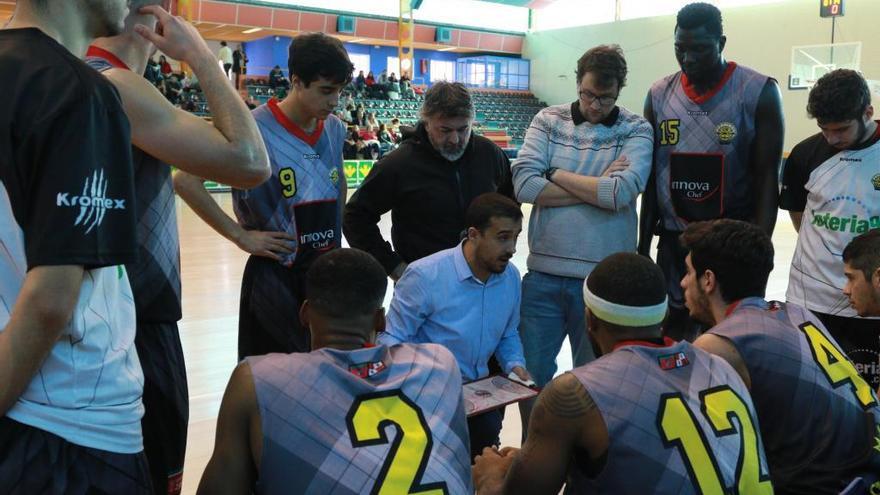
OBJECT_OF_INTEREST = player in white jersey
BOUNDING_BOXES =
[0,0,150,492]
[780,69,880,388]
[198,249,473,494]
[843,229,880,318]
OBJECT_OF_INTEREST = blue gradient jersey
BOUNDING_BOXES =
[567,339,771,494]
[247,343,473,494]
[709,298,880,492]
[651,62,769,231]
[233,99,346,268]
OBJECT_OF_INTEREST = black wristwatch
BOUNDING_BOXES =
[546,167,559,182]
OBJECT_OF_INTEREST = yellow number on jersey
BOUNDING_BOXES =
[346,390,448,495]
[279,167,297,198]
[659,119,681,146]
[659,386,773,495]
[800,322,878,408]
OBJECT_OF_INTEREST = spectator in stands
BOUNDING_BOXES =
[268,65,289,90]
[159,55,172,77]
[359,124,377,142]
[354,104,366,126]
[377,123,394,145]
[366,112,379,128]
[355,70,366,93]
[390,117,401,138]
[344,81,515,281]
[389,72,398,84]
[164,73,183,105]
[378,69,388,86]
[342,92,354,110]
[232,44,245,89]
[144,56,161,85]
[365,71,375,87]
[343,129,359,159]
[218,40,232,77]
[401,72,410,84]
[511,45,653,432]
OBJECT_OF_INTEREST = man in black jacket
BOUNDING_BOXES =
[344,81,514,280]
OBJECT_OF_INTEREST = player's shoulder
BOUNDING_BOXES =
[3,31,122,119]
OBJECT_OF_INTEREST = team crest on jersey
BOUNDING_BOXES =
[329,168,339,185]
[658,352,690,370]
[715,122,737,144]
[349,360,387,378]
[872,174,880,191]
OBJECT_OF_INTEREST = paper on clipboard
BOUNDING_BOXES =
[462,375,538,417]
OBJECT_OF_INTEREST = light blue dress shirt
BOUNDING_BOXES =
[379,242,526,382]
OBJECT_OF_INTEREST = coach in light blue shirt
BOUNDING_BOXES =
[379,193,531,459]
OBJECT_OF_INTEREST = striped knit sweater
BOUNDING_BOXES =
[512,102,653,279]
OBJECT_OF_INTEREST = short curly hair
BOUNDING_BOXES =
[807,69,871,124]
[844,229,880,281]
[576,45,627,91]
[680,219,774,303]
[676,2,723,37]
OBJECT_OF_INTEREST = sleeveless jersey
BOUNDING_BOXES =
[247,343,473,495]
[650,62,769,231]
[233,100,346,269]
[786,138,880,318]
[85,53,182,323]
[567,339,771,494]
[708,298,880,493]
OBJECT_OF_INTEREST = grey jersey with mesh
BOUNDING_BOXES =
[567,339,769,494]
[247,343,473,494]
[708,298,880,493]
[651,63,769,232]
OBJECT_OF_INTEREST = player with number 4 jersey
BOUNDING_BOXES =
[198,249,473,494]
[683,220,880,494]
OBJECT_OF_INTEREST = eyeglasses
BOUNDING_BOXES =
[578,89,618,107]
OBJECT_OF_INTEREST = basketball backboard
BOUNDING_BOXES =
[789,42,861,89]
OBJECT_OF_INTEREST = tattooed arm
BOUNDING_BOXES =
[472,373,609,494]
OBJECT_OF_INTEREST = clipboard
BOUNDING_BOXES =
[462,374,539,417]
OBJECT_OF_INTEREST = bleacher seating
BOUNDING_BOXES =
[340,88,546,149]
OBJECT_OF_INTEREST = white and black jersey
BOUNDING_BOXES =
[781,125,880,318]
[0,29,143,454]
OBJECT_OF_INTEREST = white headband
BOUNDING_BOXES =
[583,282,668,327]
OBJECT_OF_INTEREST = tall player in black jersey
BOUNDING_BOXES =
[85,3,270,493]
[1,0,151,492]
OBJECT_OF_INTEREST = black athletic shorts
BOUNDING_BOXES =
[0,416,152,494]
[136,321,188,495]
[238,255,310,360]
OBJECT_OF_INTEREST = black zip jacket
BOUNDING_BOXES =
[343,122,514,274]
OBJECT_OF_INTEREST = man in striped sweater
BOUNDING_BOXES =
[511,44,653,431]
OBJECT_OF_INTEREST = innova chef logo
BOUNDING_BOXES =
[56,169,126,234]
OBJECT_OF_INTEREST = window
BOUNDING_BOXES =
[429,60,455,83]
[387,57,401,77]
[531,0,615,31]
[349,53,370,78]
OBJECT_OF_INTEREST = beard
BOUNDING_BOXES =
[687,287,715,326]
[428,131,470,162]
[86,0,129,38]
